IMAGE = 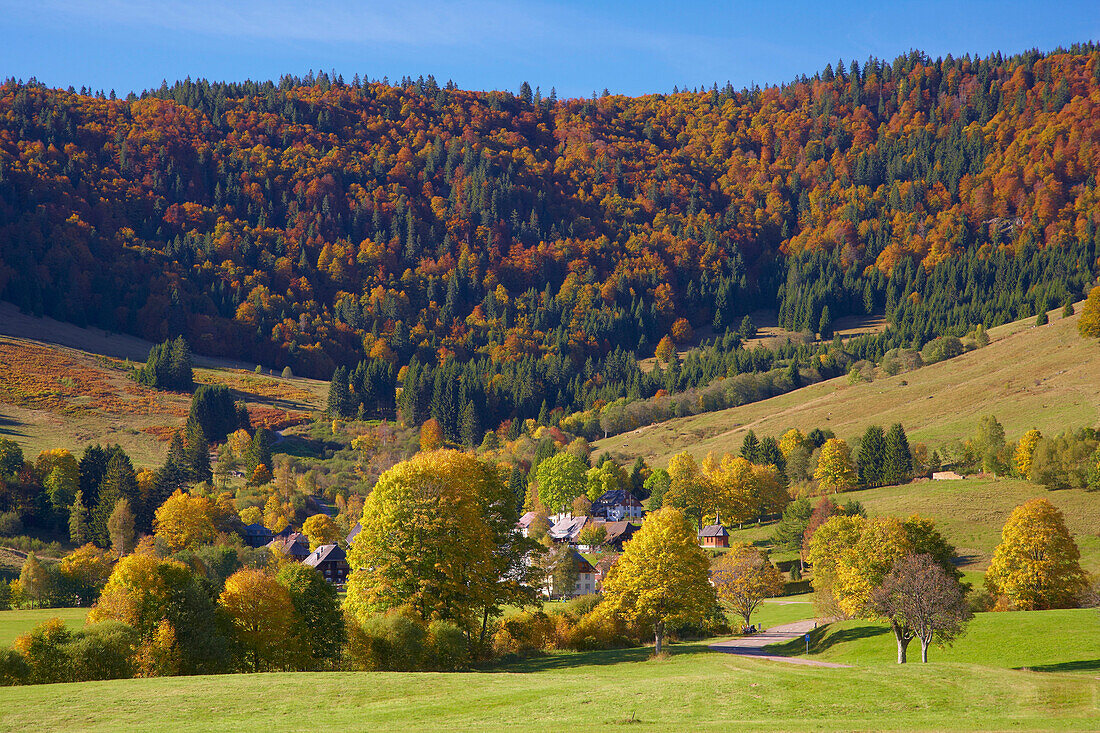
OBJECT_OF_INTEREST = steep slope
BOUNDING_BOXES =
[594,304,1100,465]
[0,321,325,466]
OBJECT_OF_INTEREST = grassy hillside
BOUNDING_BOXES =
[728,477,1100,575]
[0,608,87,646]
[596,305,1100,467]
[0,641,1096,731]
[767,608,1100,673]
[0,317,327,466]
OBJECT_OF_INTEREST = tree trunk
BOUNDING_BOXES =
[478,607,490,657]
[920,638,929,663]
[654,620,665,655]
[891,620,911,664]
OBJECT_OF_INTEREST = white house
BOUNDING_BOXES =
[542,549,597,599]
[591,490,644,521]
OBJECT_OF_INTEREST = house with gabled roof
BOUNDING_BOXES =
[698,523,729,548]
[266,532,311,560]
[242,522,273,548]
[303,543,350,584]
[590,490,644,521]
[543,549,597,599]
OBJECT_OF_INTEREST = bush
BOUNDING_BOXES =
[424,620,468,670]
[347,610,427,671]
[492,611,557,656]
[0,648,29,686]
[920,336,964,364]
[281,366,294,379]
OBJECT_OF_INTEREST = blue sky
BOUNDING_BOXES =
[2,1,1097,98]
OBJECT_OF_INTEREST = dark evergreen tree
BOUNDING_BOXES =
[327,366,354,418]
[136,336,194,390]
[188,384,240,443]
[460,401,480,447]
[78,444,113,508]
[184,419,213,484]
[883,423,913,485]
[740,430,761,462]
[857,425,887,487]
[758,436,787,476]
[91,450,139,546]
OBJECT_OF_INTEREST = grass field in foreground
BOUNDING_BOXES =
[596,304,1100,467]
[1,641,1096,732]
[727,477,1100,574]
[767,608,1100,673]
[0,607,88,646]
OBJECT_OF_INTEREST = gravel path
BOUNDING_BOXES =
[708,619,852,668]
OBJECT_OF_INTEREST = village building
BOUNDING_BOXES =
[601,520,639,551]
[549,515,590,543]
[266,531,311,560]
[242,522,273,548]
[590,490,645,521]
[303,543,350,584]
[517,511,540,537]
[698,523,730,548]
[346,522,362,545]
[543,549,597,599]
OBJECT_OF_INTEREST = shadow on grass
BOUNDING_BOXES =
[482,643,713,673]
[1022,659,1100,673]
[766,623,888,657]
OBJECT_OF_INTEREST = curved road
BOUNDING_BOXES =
[708,620,851,668]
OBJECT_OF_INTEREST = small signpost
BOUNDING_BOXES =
[805,633,810,654]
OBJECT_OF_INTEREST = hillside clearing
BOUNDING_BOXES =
[0,329,326,466]
[0,608,88,647]
[597,305,1100,466]
[726,477,1100,574]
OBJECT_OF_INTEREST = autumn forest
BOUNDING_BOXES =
[2,45,1100,438]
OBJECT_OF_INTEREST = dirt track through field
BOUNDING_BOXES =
[708,620,851,668]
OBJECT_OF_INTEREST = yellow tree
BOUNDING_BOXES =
[239,506,263,525]
[345,450,512,633]
[814,438,858,493]
[219,569,296,671]
[778,428,808,458]
[664,452,709,527]
[302,514,342,550]
[59,544,115,593]
[420,418,444,451]
[986,498,1088,610]
[654,335,676,363]
[1078,285,1100,338]
[153,490,220,551]
[1013,429,1042,478]
[35,449,79,510]
[809,514,962,663]
[711,543,785,628]
[599,507,716,654]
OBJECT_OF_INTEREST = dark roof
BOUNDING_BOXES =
[569,549,596,574]
[602,521,638,543]
[591,490,642,509]
[698,524,729,538]
[346,522,362,545]
[267,532,311,557]
[244,523,273,537]
[303,543,347,568]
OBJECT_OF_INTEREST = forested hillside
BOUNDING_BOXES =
[2,46,1100,437]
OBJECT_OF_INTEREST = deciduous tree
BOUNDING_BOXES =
[302,514,342,550]
[535,452,588,513]
[985,498,1088,610]
[814,438,857,493]
[711,544,785,628]
[871,554,972,663]
[219,569,296,671]
[600,507,716,654]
